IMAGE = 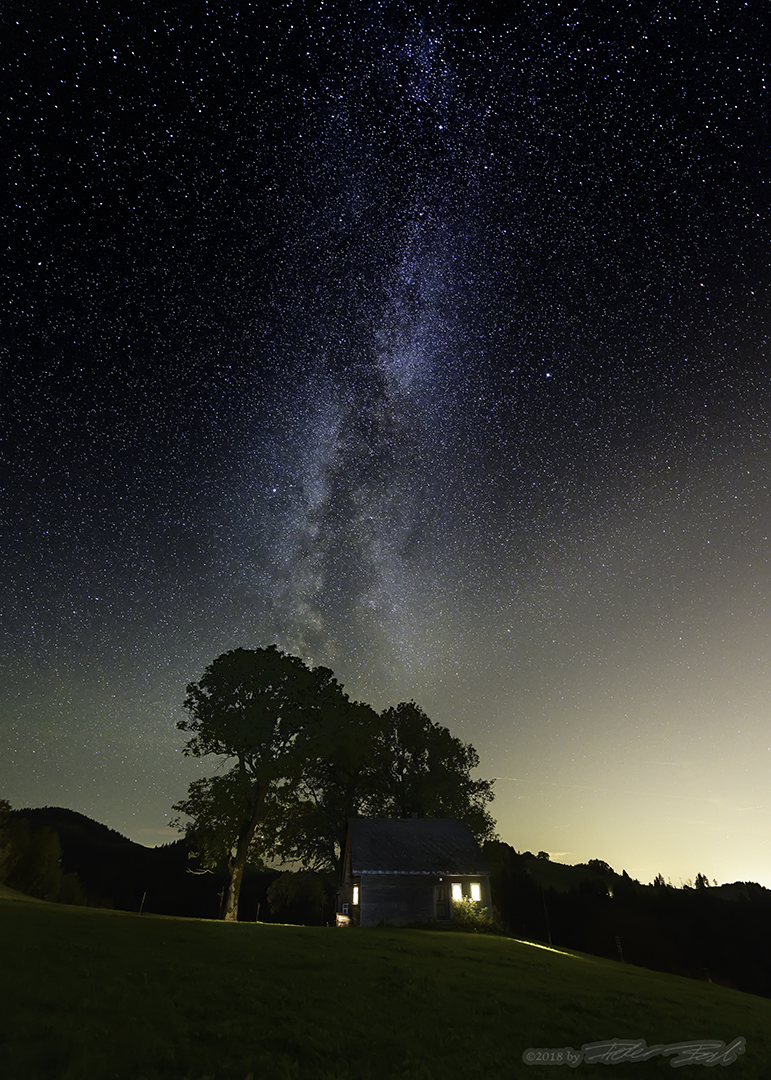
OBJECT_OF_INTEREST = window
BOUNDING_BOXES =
[470,882,481,903]
[352,885,359,906]
[451,883,463,901]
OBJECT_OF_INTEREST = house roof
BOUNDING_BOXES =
[347,818,489,875]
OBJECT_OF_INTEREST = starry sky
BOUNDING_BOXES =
[3,0,771,888]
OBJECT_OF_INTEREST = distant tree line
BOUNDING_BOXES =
[0,799,87,904]
[487,842,771,999]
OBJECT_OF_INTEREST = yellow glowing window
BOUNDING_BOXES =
[352,885,359,905]
[470,883,481,902]
[451,883,463,901]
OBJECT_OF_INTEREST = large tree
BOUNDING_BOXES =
[364,702,497,843]
[269,697,382,872]
[171,646,348,920]
[272,700,497,873]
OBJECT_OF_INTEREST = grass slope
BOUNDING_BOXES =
[0,897,768,1080]
[0,881,46,903]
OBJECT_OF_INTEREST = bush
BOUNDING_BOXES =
[450,897,499,933]
[266,870,329,924]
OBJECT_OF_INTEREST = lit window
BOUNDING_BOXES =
[451,883,463,901]
[470,883,481,903]
[352,885,359,905]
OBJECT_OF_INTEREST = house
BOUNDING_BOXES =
[337,817,491,927]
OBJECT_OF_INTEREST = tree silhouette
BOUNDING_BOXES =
[363,702,496,843]
[171,646,349,920]
[268,700,497,872]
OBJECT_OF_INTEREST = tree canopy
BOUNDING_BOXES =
[265,700,497,874]
[367,702,496,841]
[267,696,382,873]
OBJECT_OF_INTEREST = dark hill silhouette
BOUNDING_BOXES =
[9,806,279,921]
[13,806,137,849]
[485,841,771,999]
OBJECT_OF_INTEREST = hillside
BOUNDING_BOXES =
[0,896,768,1080]
[487,842,771,997]
[6,808,771,997]
[6,805,280,920]
[12,805,137,849]
[0,880,46,903]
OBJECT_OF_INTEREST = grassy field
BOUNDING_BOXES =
[1,891,768,1080]
[0,881,46,902]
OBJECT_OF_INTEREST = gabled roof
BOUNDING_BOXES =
[348,818,489,875]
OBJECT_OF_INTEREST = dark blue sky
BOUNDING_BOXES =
[2,0,770,885]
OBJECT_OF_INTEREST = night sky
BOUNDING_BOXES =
[3,1,771,888]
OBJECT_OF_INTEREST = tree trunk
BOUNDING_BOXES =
[222,786,265,922]
[223,861,243,921]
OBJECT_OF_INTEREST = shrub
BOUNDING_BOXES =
[266,870,328,923]
[450,897,499,933]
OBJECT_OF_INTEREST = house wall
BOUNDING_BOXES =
[356,874,493,927]
[472,876,493,913]
[359,874,437,927]
[338,879,360,925]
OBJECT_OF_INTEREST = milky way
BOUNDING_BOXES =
[2,2,771,884]
[263,21,491,681]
